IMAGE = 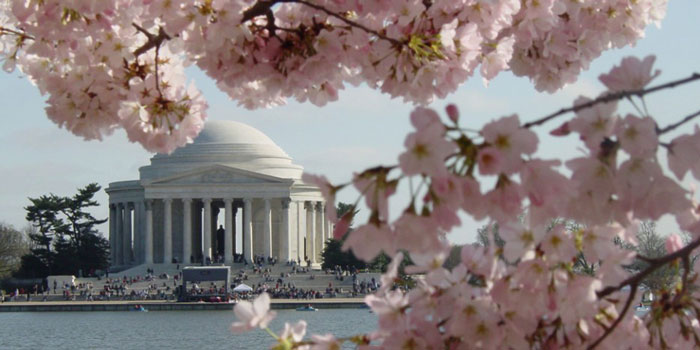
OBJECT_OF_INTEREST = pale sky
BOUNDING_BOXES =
[0,2,698,244]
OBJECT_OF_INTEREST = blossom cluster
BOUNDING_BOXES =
[270,56,700,349]
[4,1,699,349]
[0,0,667,152]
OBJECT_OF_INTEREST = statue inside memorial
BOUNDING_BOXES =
[216,225,225,261]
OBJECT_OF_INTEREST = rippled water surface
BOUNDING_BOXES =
[0,308,376,349]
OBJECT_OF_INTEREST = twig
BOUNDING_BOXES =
[241,0,281,23]
[0,27,34,40]
[587,284,637,350]
[657,109,700,135]
[523,73,700,129]
[154,44,162,96]
[240,0,402,47]
[132,24,171,57]
[597,236,700,299]
[293,0,403,46]
[672,256,691,305]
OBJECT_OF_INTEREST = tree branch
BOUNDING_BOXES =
[0,27,34,40]
[240,0,403,47]
[587,284,637,350]
[657,109,700,135]
[523,73,700,129]
[597,236,700,299]
[293,0,402,46]
[132,24,171,57]
[241,0,280,23]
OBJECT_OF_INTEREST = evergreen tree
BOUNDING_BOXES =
[17,183,110,277]
[321,203,366,270]
[24,195,65,276]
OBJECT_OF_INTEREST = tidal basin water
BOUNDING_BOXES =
[0,309,376,349]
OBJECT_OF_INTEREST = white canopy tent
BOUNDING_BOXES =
[233,283,253,292]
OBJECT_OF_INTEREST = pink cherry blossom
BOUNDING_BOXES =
[540,223,577,265]
[377,252,403,296]
[665,233,684,253]
[477,146,504,175]
[279,320,307,343]
[599,55,661,92]
[230,292,277,333]
[398,117,456,177]
[4,3,699,350]
[500,220,545,263]
[568,96,619,152]
[616,114,658,158]
[332,213,352,239]
[353,172,396,221]
[445,104,459,124]
[342,222,395,261]
[309,334,341,350]
[668,126,700,180]
[302,173,338,222]
[480,114,538,174]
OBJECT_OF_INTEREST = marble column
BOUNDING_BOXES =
[232,206,238,258]
[307,202,316,264]
[145,200,153,264]
[280,198,291,262]
[263,198,272,258]
[124,203,133,264]
[183,198,192,265]
[203,198,212,262]
[109,204,116,266]
[133,201,142,264]
[164,198,173,264]
[193,203,202,262]
[243,198,253,263]
[296,201,304,263]
[224,198,234,264]
[324,205,331,242]
[115,203,123,265]
[315,202,324,263]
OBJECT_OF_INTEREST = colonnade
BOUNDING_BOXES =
[109,197,331,266]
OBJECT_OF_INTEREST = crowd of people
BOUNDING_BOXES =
[2,257,382,303]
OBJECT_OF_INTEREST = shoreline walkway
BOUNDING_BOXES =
[0,298,368,312]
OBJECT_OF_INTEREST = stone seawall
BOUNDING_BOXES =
[0,298,367,312]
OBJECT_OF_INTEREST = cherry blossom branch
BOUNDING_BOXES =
[657,109,700,135]
[240,0,403,46]
[132,24,171,57]
[582,237,700,348]
[522,73,700,129]
[241,0,280,23]
[597,236,700,299]
[672,255,691,305]
[587,284,637,350]
[292,0,403,46]
[154,44,163,97]
[0,26,33,40]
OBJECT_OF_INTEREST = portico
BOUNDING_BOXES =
[106,121,331,268]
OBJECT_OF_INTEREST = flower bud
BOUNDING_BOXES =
[550,122,570,136]
[665,233,683,253]
[446,104,459,124]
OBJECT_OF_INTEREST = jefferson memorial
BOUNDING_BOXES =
[105,121,330,268]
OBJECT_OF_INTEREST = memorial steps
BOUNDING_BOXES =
[72,262,380,298]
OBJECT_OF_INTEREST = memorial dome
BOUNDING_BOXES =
[139,120,303,180]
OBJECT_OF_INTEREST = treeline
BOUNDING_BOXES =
[472,220,692,292]
[320,203,406,273]
[15,183,109,278]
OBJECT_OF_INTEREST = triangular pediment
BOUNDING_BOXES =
[146,165,291,186]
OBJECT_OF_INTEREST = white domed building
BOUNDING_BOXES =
[105,121,329,268]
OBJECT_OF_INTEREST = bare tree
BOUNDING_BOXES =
[0,223,30,277]
[627,222,681,292]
